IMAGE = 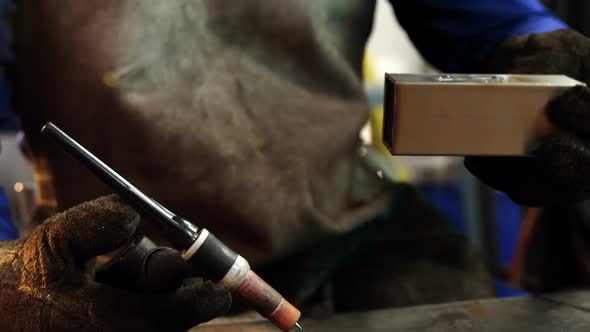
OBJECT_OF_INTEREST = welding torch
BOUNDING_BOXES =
[41,122,302,332]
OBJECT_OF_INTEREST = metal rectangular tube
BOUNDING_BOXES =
[383,74,584,156]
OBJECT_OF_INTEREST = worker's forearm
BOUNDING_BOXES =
[388,0,566,72]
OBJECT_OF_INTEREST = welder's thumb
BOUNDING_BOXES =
[36,194,140,268]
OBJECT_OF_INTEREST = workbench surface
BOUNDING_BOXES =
[193,291,590,331]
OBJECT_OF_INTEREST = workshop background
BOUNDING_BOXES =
[0,0,587,296]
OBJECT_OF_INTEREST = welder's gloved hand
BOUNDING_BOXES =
[465,29,590,206]
[0,195,230,332]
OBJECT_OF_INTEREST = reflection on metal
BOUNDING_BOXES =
[434,74,510,83]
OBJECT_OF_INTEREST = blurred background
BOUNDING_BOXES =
[0,0,587,295]
[361,0,590,297]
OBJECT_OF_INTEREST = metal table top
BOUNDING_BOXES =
[193,291,590,332]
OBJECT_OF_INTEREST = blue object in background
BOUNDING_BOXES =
[0,186,18,240]
[493,191,526,297]
[389,0,567,72]
[417,182,466,234]
[0,0,19,238]
[495,191,524,268]
[419,180,524,269]
[493,279,528,298]
[418,179,526,298]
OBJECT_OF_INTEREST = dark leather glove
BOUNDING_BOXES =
[465,29,590,206]
[0,195,230,332]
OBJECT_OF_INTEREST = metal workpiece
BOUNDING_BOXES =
[193,292,590,332]
[382,74,585,156]
[429,74,511,83]
[540,290,590,312]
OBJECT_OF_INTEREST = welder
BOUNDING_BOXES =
[2,0,590,331]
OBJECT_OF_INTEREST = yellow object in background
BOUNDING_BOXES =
[364,52,392,152]
[102,71,119,88]
[363,51,379,86]
[364,51,392,156]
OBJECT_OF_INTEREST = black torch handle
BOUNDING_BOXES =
[41,122,198,249]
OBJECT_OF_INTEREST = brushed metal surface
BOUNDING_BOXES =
[383,74,584,156]
[193,293,590,331]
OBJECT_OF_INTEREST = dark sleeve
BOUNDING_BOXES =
[388,0,567,72]
[0,0,16,129]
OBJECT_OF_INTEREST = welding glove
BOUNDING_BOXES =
[0,195,230,332]
[465,29,590,206]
